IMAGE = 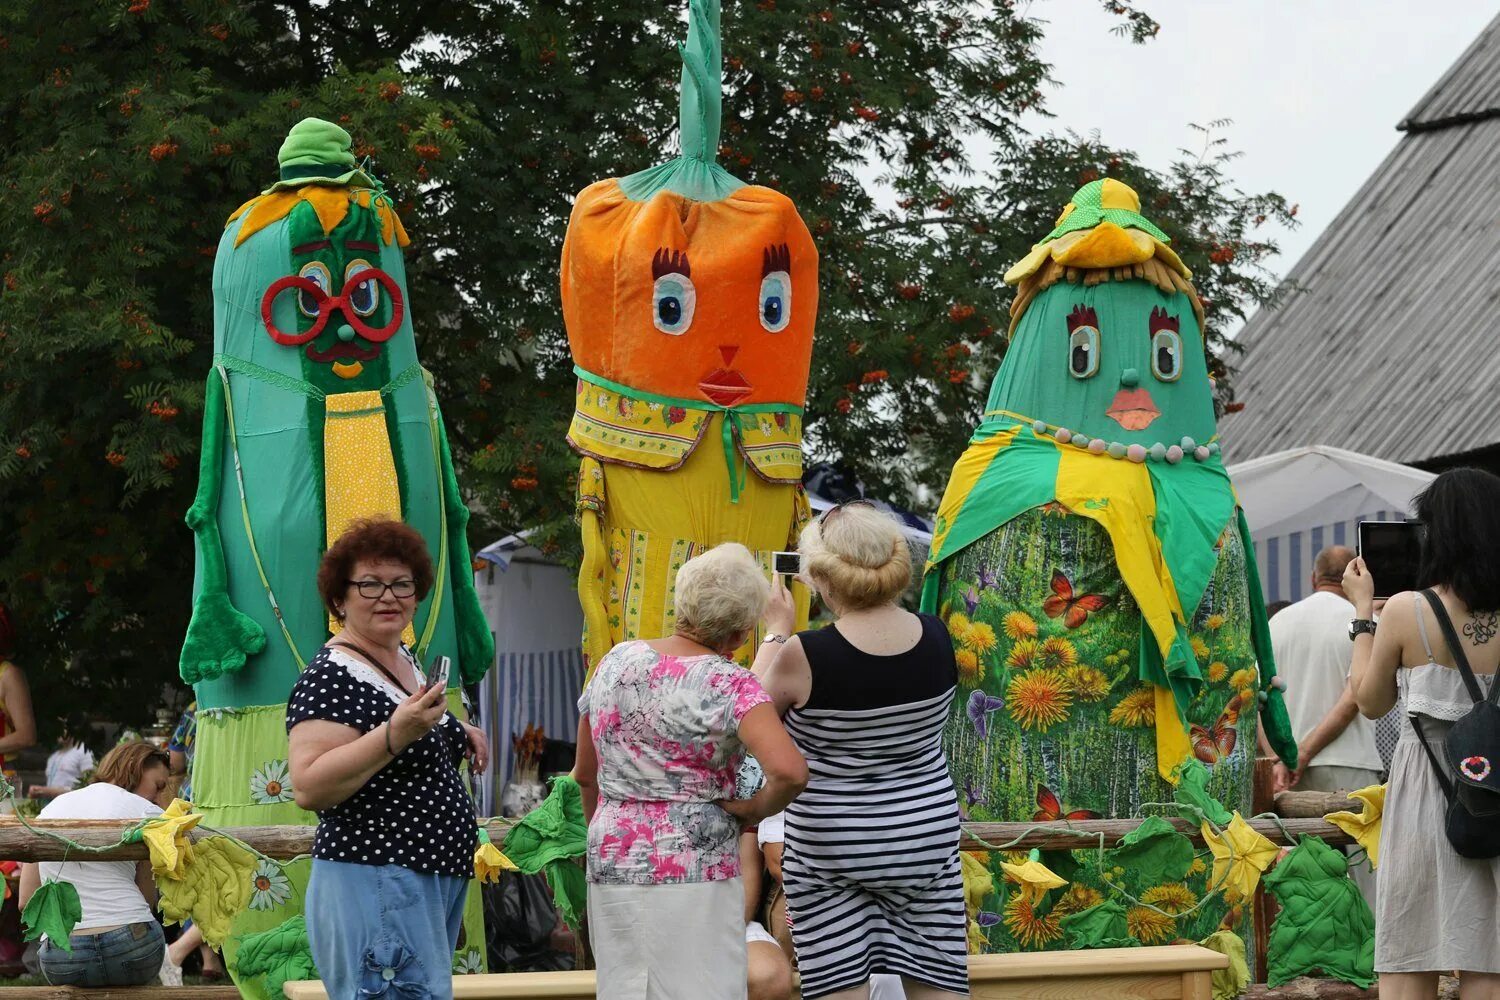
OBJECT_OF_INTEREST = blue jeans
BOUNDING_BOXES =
[306,860,467,999]
[39,921,164,987]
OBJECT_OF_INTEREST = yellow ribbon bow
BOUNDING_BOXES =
[1323,783,1385,869]
[142,799,203,881]
[1202,812,1279,902]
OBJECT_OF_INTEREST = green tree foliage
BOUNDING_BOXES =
[0,0,1293,738]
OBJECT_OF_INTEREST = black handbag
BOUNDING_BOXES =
[1412,590,1500,860]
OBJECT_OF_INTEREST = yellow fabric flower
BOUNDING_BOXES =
[1229,668,1258,692]
[143,799,203,881]
[1205,614,1226,631]
[1007,638,1040,669]
[1039,636,1078,670]
[475,842,520,883]
[1141,882,1198,914]
[1187,854,1208,876]
[1190,636,1210,661]
[960,851,994,916]
[1127,904,1176,944]
[955,648,984,687]
[963,622,999,655]
[1006,670,1072,731]
[1206,661,1228,683]
[1202,813,1279,902]
[948,613,972,642]
[1000,852,1067,904]
[156,838,255,946]
[1109,688,1156,727]
[1053,884,1103,915]
[1323,783,1385,869]
[1003,611,1038,640]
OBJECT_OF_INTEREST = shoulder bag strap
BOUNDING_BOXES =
[330,639,413,696]
[1419,589,1486,703]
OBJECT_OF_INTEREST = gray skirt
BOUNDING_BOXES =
[589,878,747,1000]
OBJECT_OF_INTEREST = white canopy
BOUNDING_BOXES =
[1228,446,1436,603]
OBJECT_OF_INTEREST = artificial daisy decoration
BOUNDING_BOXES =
[248,859,293,911]
[250,760,294,805]
[452,949,485,975]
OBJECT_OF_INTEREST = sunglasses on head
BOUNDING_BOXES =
[820,498,876,523]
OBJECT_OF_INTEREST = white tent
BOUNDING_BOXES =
[1228,446,1436,604]
[472,533,584,816]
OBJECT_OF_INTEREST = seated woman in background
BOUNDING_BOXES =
[756,502,968,1000]
[19,742,170,987]
[573,542,807,1000]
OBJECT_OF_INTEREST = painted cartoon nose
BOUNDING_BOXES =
[337,323,357,343]
[1119,368,1140,388]
[719,345,739,366]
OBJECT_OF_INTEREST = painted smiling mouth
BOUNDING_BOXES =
[305,342,381,364]
[1106,388,1161,431]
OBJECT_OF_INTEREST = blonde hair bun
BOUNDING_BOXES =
[799,505,912,611]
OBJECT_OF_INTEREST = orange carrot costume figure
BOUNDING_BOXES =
[561,0,817,673]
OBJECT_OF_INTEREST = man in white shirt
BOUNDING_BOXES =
[1269,545,1381,904]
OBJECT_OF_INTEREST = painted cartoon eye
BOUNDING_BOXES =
[1152,329,1182,382]
[759,271,791,333]
[297,262,331,318]
[344,259,380,317]
[652,273,696,336]
[1068,326,1100,379]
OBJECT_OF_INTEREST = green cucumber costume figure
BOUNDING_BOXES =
[179,118,494,992]
[923,179,1298,955]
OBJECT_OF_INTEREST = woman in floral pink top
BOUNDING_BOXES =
[573,543,807,1000]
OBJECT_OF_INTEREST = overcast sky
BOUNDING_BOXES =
[1027,2,1498,278]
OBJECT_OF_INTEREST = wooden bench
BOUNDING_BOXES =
[283,944,1228,999]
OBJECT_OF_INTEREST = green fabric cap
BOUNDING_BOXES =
[263,117,376,193]
[1043,178,1170,244]
[502,775,588,930]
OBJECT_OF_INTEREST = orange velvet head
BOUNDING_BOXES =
[561,179,818,407]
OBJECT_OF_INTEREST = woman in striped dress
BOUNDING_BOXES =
[756,502,968,1000]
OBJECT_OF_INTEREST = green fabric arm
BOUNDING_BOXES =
[1239,509,1298,769]
[434,403,495,685]
[180,372,267,683]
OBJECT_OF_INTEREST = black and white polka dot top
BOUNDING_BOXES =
[286,644,477,879]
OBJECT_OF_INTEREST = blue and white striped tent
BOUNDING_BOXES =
[1228,446,1436,605]
[473,534,584,816]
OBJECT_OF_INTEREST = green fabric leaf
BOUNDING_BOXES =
[1199,929,1250,1000]
[502,775,588,930]
[1058,900,1139,950]
[1263,836,1375,989]
[1173,759,1233,828]
[235,915,318,999]
[22,880,82,951]
[1108,815,1194,885]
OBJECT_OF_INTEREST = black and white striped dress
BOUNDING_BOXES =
[781,614,969,998]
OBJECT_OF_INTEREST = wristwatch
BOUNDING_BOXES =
[1348,618,1377,640]
[762,633,789,645]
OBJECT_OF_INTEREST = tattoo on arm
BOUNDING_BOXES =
[1462,612,1497,644]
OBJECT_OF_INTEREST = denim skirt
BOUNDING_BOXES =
[40,920,164,987]
[305,859,468,1000]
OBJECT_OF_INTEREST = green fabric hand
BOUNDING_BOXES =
[1172,759,1233,828]
[1108,815,1195,885]
[1059,900,1139,950]
[236,916,318,998]
[502,775,588,929]
[1263,836,1375,988]
[22,880,82,951]
[180,591,267,683]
